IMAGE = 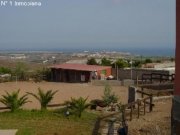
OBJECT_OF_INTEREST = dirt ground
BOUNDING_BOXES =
[0,81,128,109]
[0,82,172,134]
[128,99,171,135]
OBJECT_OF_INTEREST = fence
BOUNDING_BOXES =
[142,73,175,84]
[120,94,153,121]
[139,83,174,98]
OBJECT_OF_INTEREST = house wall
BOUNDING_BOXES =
[96,68,112,77]
[51,67,111,82]
[51,68,91,82]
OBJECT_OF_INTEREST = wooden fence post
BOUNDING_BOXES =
[141,87,144,98]
[121,105,126,124]
[137,100,140,118]
[149,95,153,112]
[150,73,153,83]
[144,99,146,115]
[130,106,133,121]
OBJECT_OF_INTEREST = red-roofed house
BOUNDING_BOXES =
[50,63,112,82]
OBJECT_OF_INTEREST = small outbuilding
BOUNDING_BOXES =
[50,63,112,82]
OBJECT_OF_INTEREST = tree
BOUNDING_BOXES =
[14,62,28,81]
[27,88,58,111]
[33,68,51,82]
[0,67,12,74]
[144,58,152,64]
[0,90,29,112]
[114,59,129,68]
[101,57,112,66]
[87,58,98,65]
[70,97,89,118]
[170,57,175,62]
[133,60,142,68]
[155,60,162,63]
[102,84,118,106]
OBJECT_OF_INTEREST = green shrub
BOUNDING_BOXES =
[102,85,118,106]
[0,67,12,74]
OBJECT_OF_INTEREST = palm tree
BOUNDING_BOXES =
[70,97,89,118]
[0,89,29,112]
[27,88,58,111]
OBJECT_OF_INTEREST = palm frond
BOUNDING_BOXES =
[0,90,29,112]
[70,96,89,117]
[28,87,58,110]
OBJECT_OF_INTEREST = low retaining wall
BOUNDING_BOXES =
[112,68,171,80]
[91,80,122,86]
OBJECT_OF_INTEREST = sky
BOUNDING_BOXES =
[0,0,175,52]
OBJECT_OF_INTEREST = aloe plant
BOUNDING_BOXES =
[0,89,29,112]
[70,97,89,118]
[27,88,58,110]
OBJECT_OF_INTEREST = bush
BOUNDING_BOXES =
[102,85,118,106]
[90,99,107,109]
[0,67,12,74]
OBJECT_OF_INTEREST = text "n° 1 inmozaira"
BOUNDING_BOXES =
[0,1,42,7]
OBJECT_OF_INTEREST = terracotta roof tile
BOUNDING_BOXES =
[50,63,111,71]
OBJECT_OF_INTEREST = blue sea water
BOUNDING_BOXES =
[46,47,175,57]
[0,47,175,57]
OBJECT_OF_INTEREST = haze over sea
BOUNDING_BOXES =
[0,46,175,57]
[0,0,175,57]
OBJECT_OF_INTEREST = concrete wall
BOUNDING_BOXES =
[91,80,122,86]
[112,68,170,80]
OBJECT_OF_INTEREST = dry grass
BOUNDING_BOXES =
[0,110,98,135]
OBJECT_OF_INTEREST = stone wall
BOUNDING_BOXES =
[112,68,170,81]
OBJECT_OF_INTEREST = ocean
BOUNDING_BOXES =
[0,47,175,57]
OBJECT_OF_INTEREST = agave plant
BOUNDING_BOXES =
[27,88,58,110]
[0,89,29,112]
[70,97,89,118]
